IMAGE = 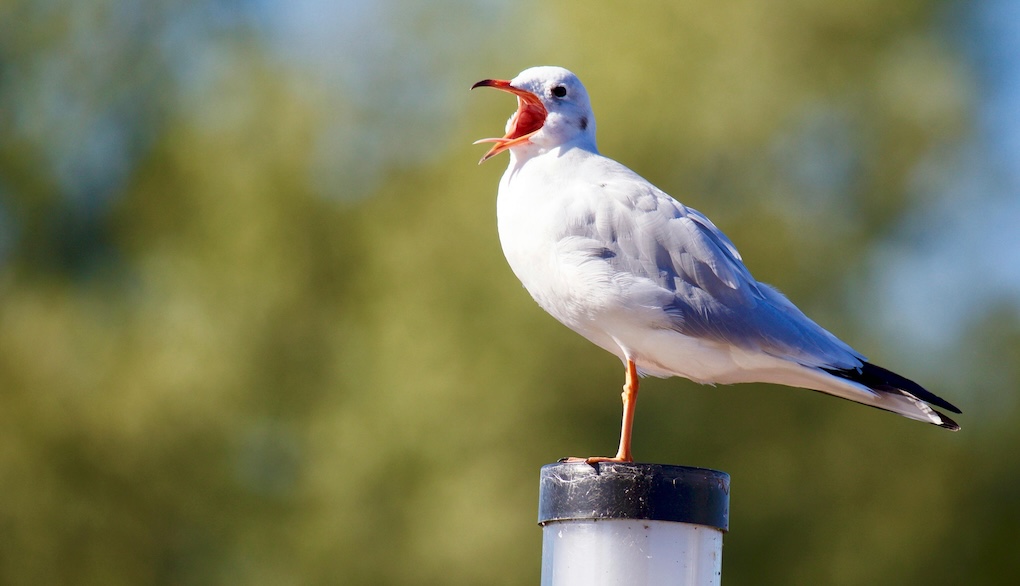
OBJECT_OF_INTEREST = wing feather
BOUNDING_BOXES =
[575,176,863,370]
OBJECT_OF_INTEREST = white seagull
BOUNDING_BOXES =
[472,66,960,463]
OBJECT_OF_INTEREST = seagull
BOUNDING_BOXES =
[472,66,961,463]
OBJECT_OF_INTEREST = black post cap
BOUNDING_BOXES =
[538,461,730,532]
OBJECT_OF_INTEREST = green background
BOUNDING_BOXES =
[2,0,1018,584]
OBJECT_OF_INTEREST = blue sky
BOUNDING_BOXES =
[867,0,1020,356]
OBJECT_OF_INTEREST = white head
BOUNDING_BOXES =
[472,66,597,163]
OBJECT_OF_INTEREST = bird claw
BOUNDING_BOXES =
[558,456,633,467]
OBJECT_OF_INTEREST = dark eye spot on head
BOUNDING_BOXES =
[579,116,588,130]
[551,85,567,98]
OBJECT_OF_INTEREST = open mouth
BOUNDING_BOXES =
[472,79,547,163]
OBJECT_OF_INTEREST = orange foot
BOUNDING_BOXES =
[557,359,640,467]
[558,455,633,465]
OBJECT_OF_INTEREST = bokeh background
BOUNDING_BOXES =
[2,0,1018,584]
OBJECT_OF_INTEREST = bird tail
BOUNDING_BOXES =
[821,363,961,431]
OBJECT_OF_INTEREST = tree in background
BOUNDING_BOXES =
[0,1,1017,584]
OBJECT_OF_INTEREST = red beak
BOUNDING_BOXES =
[471,79,547,163]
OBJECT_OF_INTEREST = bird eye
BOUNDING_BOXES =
[551,85,567,98]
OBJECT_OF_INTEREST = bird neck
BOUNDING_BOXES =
[508,135,599,166]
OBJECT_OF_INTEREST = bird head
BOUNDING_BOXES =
[472,66,596,163]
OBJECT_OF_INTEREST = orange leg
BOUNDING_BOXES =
[563,359,639,464]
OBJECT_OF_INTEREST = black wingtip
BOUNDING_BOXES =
[823,362,963,429]
[936,411,961,431]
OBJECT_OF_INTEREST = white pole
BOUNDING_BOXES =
[539,462,730,586]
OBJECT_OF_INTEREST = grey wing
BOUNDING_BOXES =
[590,182,864,370]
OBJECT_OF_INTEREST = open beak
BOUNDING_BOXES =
[471,79,547,163]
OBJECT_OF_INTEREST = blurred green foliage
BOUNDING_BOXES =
[0,0,1017,584]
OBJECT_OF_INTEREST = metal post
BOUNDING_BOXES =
[538,462,730,586]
